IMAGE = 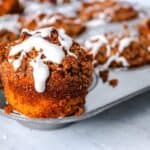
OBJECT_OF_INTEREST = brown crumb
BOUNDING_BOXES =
[4,104,13,114]
[108,79,118,88]
[99,70,109,82]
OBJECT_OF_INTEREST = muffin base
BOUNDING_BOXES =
[4,86,85,118]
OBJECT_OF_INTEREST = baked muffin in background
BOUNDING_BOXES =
[1,27,93,118]
[84,26,150,69]
[19,13,86,37]
[78,0,138,24]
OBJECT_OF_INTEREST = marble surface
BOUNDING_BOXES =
[1,91,150,150]
[1,0,150,150]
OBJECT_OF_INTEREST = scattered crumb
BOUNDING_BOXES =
[75,107,84,116]
[108,79,118,88]
[4,104,13,114]
[99,70,109,82]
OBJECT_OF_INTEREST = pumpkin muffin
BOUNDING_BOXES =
[84,27,150,69]
[1,27,93,118]
[78,0,138,24]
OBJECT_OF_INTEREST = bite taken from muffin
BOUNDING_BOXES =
[1,27,93,118]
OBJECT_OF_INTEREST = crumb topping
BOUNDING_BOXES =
[8,27,77,93]
[108,79,118,87]
[84,29,138,70]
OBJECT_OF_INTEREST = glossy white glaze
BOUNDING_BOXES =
[9,27,75,93]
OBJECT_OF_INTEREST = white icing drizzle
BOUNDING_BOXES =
[85,35,111,57]
[85,34,138,70]
[86,18,107,27]
[38,15,61,27]
[58,29,76,57]
[30,55,49,93]
[9,27,75,93]
[13,52,26,71]
[119,37,136,53]
[101,37,137,70]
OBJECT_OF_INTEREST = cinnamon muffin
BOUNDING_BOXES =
[19,13,86,37]
[0,29,18,88]
[1,27,93,118]
[84,27,150,69]
[78,0,138,23]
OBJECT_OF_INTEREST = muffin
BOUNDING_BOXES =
[19,13,86,37]
[1,27,93,118]
[84,27,150,69]
[0,29,18,46]
[0,0,23,16]
[78,0,138,23]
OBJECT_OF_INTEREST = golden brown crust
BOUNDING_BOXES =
[78,0,138,22]
[1,28,93,118]
[0,30,18,88]
[19,13,86,37]
[0,29,18,46]
[4,86,85,118]
[0,0,23,16]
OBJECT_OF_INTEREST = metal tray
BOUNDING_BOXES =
[0,1,150,130]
